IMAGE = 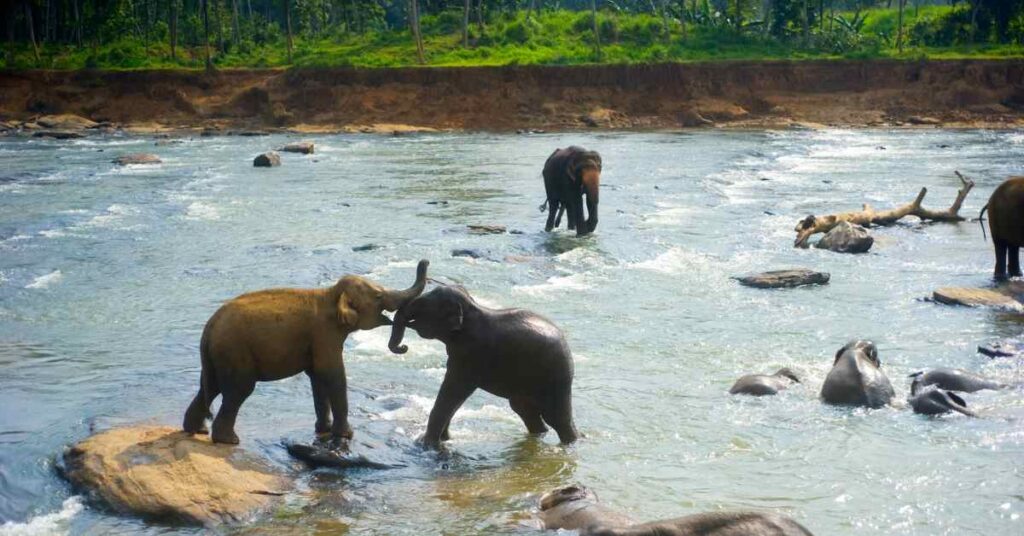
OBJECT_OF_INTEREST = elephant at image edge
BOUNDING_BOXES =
[981,176,1024,279]
[542,146,602,236]
[183,260,429,444]
[387,284,579,447]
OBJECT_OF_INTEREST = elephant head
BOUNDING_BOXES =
[388,285,470,354]
[335,259,428,331]
[820,340,894,408]
[570,149,602,233]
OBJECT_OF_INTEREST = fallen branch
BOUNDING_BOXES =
[794,171,975,248]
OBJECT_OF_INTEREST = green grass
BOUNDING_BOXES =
[2,8,1021,71]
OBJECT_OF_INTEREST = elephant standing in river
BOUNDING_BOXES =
[541,146,602,236]
[183,260,429,444]
[980,176,1024,279]
[387,284,578,448]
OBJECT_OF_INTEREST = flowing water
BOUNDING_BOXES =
[0,129,1022,535]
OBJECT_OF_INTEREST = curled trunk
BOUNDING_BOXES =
[382,260,429,312]
[388,306,411,354]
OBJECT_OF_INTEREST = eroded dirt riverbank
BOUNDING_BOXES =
[1,60,1024,133]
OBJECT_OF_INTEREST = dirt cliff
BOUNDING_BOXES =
[2,60,1022,132]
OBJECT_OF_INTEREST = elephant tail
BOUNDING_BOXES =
[538,198,548,213]
[978,203,989,242]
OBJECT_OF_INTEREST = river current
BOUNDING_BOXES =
[0,129,1022,535]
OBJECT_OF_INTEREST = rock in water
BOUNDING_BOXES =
[285,441,402,470]
[61,426,289,525]
[253,152,281,167]
[113,153,162,166]
[33,130,84,140]
[467,224,507,235]
[932,286,1024,311]
[816,222,873,253]
[451,248,485,259]
[280,141,314,154]
[735,269,830,289]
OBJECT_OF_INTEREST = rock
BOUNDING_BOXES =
[815,222,874,253]
[33,130,84,139]
[452,248,485,259]
[113,153,162,166]
[735,269,830,289]
[35,114,98,130]
[933,284,1024,311]
[280,141,314,154]
[978,339,1024,359]
[426,200,449,206]
[253,152,281,167]
[61,426,289,525]
[285,441,402,470]
[352,243,383,252]
[679,108,714,127]
[907,116,942,126]
[233,131,270,137]
[691,99,749,122]
[581,107,624,128]
[467,224,507,235]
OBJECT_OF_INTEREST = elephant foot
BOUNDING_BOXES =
[331,422,354,440]
[315,419,333,435]
[211,424,240,445]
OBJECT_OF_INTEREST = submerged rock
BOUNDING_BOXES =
[33,130,84,140]
[978,339,1024,358]
[253,152,281,167]
[452,248,485,259]
[735,269,830,289]
[467,224,507,235]
[61,426,289,525]
[285,441,402,470]
[113,153,162,166]
[816,222,873,253]
[932,284,1024,311]
[352,243,383,252]
[280,141,314,154]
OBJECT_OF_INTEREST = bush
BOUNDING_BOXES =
[503,20,533,44]
[909,7,974,47]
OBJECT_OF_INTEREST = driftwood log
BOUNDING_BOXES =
[794,172,975,248]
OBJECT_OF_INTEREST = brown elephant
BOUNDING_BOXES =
[183,260,429,444]
[980,176,1024,279]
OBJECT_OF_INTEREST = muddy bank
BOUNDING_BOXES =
[1,60,1023,132]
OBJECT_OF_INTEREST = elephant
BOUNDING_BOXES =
[820,340,895,409]
[541,146,602,236]
[538,484,815,536]
[908,385,976,417]
[387,284,578,448]
[729,368,800,396]
[908,368,1007,394]
[980,176,1024,279]
[182,260,429,444]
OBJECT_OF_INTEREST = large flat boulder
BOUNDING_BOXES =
[36,114,98,130]
[113,153,162,166]
[280,141,314,154]
[61,426,290,525]
[933,282,1024,311]
[735,269,830,289]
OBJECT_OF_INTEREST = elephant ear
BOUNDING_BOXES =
[447,302,464,332]
[337,292,359,327]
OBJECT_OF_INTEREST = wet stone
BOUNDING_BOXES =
[816,222,874,253]
[735,269,830,289]
[113,153,162,166]
[253,152,281,167]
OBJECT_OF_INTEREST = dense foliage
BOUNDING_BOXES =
[2,1,1022,69]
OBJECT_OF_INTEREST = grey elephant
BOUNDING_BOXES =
[730,368,800,396]
[820,340,894,409]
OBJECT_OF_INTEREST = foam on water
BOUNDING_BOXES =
[184,201,221,221]
[25,270,62,290]
[0,497,82,536]
[511,273,592,297]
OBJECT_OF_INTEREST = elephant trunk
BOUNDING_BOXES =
[382,259,429,312]
[388,305,411,354]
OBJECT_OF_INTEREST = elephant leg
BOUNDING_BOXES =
[319,371,353,440]
[510,396,548,435]
[183,366,220,434]
[994,238,1009,280]
[540,388,579,444]
[1009,246,1022,277]
[566,198,578,231]
[545,200,560,232]
[307,371,332,435]
[554,205,565,228]
[439,423,451,441]
[211,378,255,445]
[573,196,588,236]
[422,374,475,448]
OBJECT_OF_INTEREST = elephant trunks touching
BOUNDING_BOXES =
[388,306,411,354]
[382,260,430,312]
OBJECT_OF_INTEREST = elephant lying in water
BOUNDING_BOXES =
[538,484,814,536]
[183,260,429,444]
[820,340,895,409]
[387,284,578,448]
[730,368,800,396]
[909,368,1008,393]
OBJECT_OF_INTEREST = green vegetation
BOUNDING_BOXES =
[2,1,1022,70]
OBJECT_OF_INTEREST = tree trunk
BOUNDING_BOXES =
[169,0,178,59]
[72,0,82,46]
[231,0,240,46]
[475,0,484,34]
[202,0,213,70]
[801,0,809,45]
[896,0,905,52]
[679,0,687,39]
[25,1,40,63]
[462,0,469,47]
[793,172,976,247]
[214,0,223,51]
[734,0,741,29]
[285,0,293,63]
[969,0,980,43]
[590,0,601,59]
[410,0,425,64]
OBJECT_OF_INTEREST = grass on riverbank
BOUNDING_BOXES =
[3,7,1022,70]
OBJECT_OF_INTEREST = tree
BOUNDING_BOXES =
[285,0,293,63]
[202,0,212,70]
[169,0,178,59]
[462,0,470,47]
[410,0,425,63]
[896,0,905,52]
[591,0,601,59]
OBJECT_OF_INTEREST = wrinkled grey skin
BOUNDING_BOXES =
[539,484,815,536]
[729,368,801,396]
[909,368,1007,393]
[908,385,976,417]
[820,341,895,409]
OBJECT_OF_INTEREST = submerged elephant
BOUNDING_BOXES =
[388,284,578,447]
[541,146,602,236]
[538,484,814,536]
[820,340,894,409]
[908,385,976,417]
[980,176,1024,279]
[909,368,1007,393]
[183,260,429,444]
[729,368,800,396]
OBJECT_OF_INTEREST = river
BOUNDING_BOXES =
[0,129,1022,535]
